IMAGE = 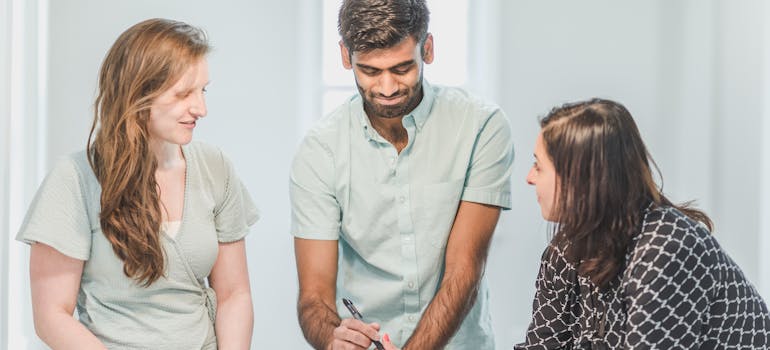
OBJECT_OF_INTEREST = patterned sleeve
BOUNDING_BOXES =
[622,219,715,349]
[515,246,577,350]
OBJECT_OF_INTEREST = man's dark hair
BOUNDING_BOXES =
[338,0,430,54]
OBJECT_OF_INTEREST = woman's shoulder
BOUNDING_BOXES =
[640,206,711,241]
[46,150,95,185]
[630,205,717,264]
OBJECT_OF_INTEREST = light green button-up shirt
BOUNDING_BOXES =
[290,80,513,349]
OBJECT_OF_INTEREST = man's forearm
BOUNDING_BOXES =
[298,296,342,350]
[403,264,482,349]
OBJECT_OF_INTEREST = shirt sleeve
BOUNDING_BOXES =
[515,246,577,349]
[289,134,340,240]
[622,227,714,349]
[461,109,514,210]
[16,156,92,260]
[213,153,259,243]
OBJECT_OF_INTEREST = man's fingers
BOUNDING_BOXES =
[339,318,381,341]
[330,338,368,350]
[332,318,380,348]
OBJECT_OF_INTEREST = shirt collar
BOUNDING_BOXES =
[356,100,378,141]
[356,79,436,141]
[409,79,435,132]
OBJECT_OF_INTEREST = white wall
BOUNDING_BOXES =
[762,0,770,298]
[3,0,48,348]
[711,0,764,281]
[1,1,11,348]
[3,1,769,349]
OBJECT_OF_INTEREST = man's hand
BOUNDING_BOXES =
[329,318,382,349]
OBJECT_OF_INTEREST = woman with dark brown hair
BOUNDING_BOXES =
[17,19,257,349]
[516,98,770,349]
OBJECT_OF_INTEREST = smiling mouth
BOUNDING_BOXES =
[375,95,406,106]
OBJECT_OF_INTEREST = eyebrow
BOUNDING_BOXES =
[179,80,211,90]
[355,59,416,71]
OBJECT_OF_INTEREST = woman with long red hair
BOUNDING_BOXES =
[17,18,257,349]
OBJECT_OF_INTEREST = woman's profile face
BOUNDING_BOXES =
[147,58,210,146]
[526,130,558,221]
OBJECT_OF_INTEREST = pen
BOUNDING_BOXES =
[342,298,386,350]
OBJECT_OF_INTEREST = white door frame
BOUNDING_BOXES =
[3,0,48,348]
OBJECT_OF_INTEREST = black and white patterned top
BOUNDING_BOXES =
[515,206,770,349]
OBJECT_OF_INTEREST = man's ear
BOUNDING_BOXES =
[340,41,353,69]
[422,33,434,64]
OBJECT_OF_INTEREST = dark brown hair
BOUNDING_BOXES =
[87,18,209,286]
[541,98,713,289]
[338,0,430,53]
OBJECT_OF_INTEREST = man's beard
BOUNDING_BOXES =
[359,75,423,119]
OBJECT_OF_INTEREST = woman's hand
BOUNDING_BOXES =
[381,334,400,350]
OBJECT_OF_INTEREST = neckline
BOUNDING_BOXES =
[162,144,190,242]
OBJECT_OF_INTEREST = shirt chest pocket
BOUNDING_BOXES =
[411,178,465,251]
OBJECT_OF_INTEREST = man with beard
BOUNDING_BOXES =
[290,0,513,349]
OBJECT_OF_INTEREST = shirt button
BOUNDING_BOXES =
[398,196,405,203]
[407,281,415,289]
[408,315,415,321]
